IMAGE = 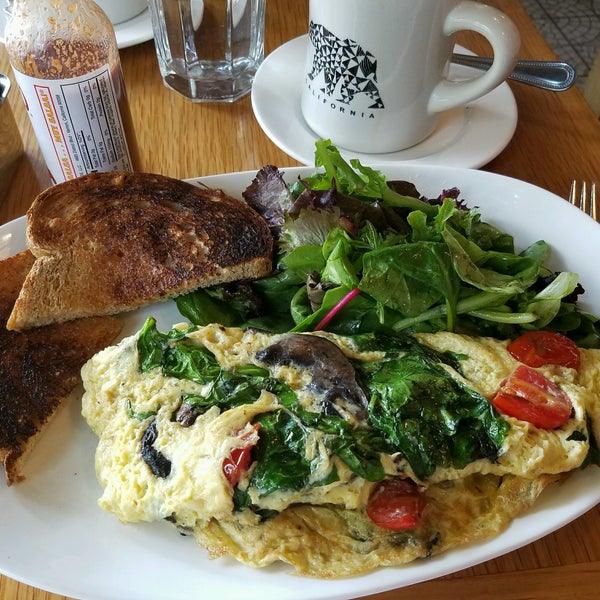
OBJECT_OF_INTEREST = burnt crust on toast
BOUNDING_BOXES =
[7,171,273,330]
[0,251,122,485]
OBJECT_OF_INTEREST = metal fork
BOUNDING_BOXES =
[569,181,598,221]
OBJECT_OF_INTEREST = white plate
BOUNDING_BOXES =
[0,8,153,50]
[251,36,518,168]
[1,165,599,600]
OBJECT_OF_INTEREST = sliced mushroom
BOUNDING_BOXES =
[175,401,200,427]
[141,420,172,478]
[256,333,368,421]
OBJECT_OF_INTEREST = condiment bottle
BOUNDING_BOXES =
[4,0,141,184]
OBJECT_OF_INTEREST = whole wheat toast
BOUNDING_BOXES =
[0,250,122,485]
[7,171,273,330]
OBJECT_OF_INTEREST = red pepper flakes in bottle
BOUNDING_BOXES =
[4,0,141,184]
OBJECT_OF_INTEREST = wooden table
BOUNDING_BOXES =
[1,2,599,599]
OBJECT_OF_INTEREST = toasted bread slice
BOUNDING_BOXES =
[0,250,122,485]
[7,171,273,330]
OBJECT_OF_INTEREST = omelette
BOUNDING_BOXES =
[81,321,600,577]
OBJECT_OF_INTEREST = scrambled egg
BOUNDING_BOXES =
[80,324,600,576]
[413,332,594,482]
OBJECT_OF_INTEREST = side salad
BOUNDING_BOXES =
[177,140,600,347]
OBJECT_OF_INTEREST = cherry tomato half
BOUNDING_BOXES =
[223,447,253,486]
[366,478,425,531]
[222,425,259,486]
[507,331,580,370]
[492,364,572,429]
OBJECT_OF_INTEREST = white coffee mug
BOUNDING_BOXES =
[300,0,520,154]
[96,0,147,25]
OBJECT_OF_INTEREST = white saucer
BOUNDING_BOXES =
[114,9,154,49]
[0,8,153,50]
[251,36,518,168]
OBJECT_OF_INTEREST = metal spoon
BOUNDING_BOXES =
[451,53,576,91]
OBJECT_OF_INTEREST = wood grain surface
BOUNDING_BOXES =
[1,1,599,599]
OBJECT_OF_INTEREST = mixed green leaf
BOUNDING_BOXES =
[176,140,600,347]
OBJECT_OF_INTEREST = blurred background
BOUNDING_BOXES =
[522,0,599,90]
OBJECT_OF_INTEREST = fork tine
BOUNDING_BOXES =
[569,180,578,206]
[581,181,590,215]
[568,180,598,221]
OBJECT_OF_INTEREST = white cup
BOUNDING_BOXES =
[300,0,520,154]
[95,0,147,25]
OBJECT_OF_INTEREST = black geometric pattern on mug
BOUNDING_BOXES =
[307,21,384,108]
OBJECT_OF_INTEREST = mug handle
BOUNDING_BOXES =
[428,1,520,113]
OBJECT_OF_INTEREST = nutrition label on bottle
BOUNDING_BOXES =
[13,64,133,183]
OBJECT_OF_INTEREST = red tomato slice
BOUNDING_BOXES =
[223,447,253,486]
[222,425,259,486]
[366,478,425,531]
[492,364,572,429]
[507,331,580,369]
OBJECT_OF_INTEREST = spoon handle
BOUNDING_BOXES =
[451,53,576,92]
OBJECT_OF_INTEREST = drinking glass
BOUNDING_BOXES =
[147,0,266,103]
